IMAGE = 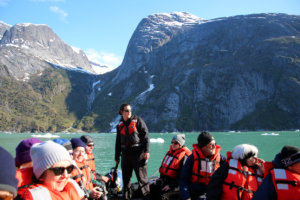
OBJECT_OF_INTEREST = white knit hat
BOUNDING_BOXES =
[30,140,71,179]
[232,144,258,161]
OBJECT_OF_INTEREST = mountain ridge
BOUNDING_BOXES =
[0,12,300,132]
[91,12,300,132]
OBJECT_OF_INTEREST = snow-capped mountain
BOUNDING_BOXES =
[0,23,95,79]
[113,12,206,81]
[92,12,300,132]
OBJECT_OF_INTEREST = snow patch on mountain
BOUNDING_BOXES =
[71,46,81,54]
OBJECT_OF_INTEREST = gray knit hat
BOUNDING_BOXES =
[80,135,94,145]
[30,141,71,179]
[172,134,185,146]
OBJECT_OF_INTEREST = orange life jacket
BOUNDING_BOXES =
[72,159,93,191]
[86,153,96,174]
[191,144,221,185]
[159,146,192,178]
[16,167,34,187]
[271,168,300,200]
[221,152,263,200]
[18,179,84,200]
[118,117,140,148]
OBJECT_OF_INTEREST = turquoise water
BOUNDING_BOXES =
[1,131,299,181]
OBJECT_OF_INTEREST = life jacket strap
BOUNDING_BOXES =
[223,181,254,193]
[79,165,89,170]
[71,174,84,180]
[275,180,299,187]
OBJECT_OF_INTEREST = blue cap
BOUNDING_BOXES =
[53,138,72,151]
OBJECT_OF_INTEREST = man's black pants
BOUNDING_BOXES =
[121,152,150,200]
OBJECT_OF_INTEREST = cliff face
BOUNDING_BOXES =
[92,13,300,132]
[0,21,11,40]
[0,23,94,79]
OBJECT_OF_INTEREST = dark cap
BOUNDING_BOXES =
[280,145,300,168]
[15,138,42,167]
[80,135,94,145]
[71,138,86,149]
[197,131,215,148]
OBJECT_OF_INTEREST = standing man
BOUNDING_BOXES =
[180,131,226,200]
[115,103,150,200]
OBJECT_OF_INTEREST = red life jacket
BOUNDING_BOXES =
[221,152,263,200]
[16,167,34,187]
[190,144,221,185]
[118,117,140,148]
[159,146,192,178]
[18,179,84,200]
[263,161,275,178]
[271,168,300,200]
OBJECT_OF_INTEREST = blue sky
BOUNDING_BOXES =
[0,0,299,69]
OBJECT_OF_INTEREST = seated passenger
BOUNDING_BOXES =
[80,135,109,184]
[253,145,300,200]
[15,138,42,187]
[151,134,191,200]
[180,131,226,200]
[71,138,103,199]
[17,141,85,200]
[206,144,265,200]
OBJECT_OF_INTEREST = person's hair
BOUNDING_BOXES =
[38,171,47,182]
[119,103,131,115]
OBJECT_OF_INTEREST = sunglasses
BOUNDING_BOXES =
[123,109,131,112]
[171,141,179,145]
[48,165,75,176]
[88,144,94,147]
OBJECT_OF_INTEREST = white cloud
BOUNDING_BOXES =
[0,0,9,7]
[49,6,68,23]
[85,48,122,72]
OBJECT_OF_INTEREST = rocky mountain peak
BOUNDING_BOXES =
[145,12,203,27]
[1,23,58,48]
[0,22,95,79]
[0,21,11,40]
[113,11,204,82]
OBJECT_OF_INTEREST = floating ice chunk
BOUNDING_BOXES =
[31,133,60,138]
[261,132,279,136]
[150,138,165,143]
